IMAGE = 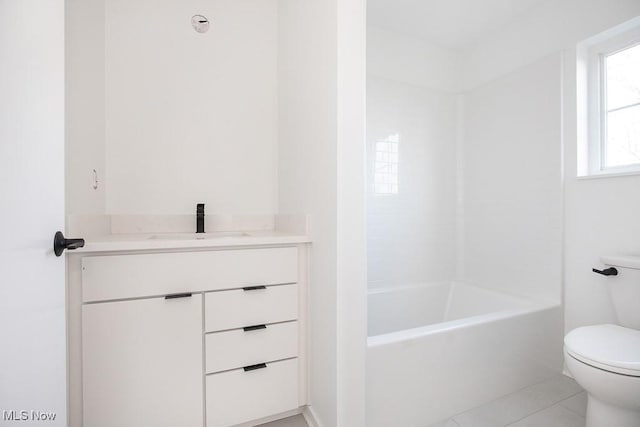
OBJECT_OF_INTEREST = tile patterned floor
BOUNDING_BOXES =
[258,375,586,427]
[431,375,587,427]
[256,414,308,427]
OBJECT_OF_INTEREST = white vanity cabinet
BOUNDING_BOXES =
[204,284,300,427]
[76,246,306,427]
[82,294,203,427]
[206,358,299,427]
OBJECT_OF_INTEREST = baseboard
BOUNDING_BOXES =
[236,408,302,426]
[302,406,322,427]
[229,405,320,426]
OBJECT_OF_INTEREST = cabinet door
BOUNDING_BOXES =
[82,294,203,427]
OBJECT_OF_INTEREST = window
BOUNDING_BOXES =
[373,133,399,195]
[602,43,640,168]
[583,21,640,176]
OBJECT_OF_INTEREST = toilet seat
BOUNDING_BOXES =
[564,324,640,377]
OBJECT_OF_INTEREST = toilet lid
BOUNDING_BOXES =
[565,324,640,377]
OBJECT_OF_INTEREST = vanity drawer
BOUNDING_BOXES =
[206,321,298,374]
[205,284,298,332]
[82,247,298,302]
[206,358,298,427]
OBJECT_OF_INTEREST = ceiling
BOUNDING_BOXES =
[367,0,548,50]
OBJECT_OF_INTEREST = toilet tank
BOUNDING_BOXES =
[601,255,640,330]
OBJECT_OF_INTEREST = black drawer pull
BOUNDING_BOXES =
[243,286,267,291]
[243,363,267,372]
[243,324,267,332]
[165,293,193,300]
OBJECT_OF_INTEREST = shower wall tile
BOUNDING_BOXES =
[367,76,458,287]
[461,53,563,302]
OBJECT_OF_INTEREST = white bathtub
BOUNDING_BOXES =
[366,282,563,426]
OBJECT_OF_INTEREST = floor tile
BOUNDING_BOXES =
[559,392,587,417]
[453,375,583,427]
[507,404,585,427]
[255,414,308,427]
[519,375,583,408]
[429,418,461,427]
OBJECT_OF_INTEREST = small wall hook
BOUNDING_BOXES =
[92,169,99,190]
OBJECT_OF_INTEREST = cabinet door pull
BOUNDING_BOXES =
[243,363,267,372]
[242,285,267,291]
[243,324,267,332]
[164,292,193,300]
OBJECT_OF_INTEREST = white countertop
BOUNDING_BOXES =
[73,230,311,254]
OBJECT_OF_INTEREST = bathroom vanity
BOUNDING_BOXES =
[67,231,310,427]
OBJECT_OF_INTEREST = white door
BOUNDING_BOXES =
[0,1,67,425]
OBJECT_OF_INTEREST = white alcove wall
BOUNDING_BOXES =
[66,0,368,426]
[67,0,280,216]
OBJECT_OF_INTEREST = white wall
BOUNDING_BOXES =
[562,20,640,332]
[67,0,280,216]
[336,0,367,424]
[563,173,640,331]
[105,0,278,215]
[460,54,563,302]
[66,0,106,215]
[366,29,458,288]
[459,0,640,91]
[457,0,640,331]
[367,25,460,92]
[278,1,338,422]
[279,0,367,425]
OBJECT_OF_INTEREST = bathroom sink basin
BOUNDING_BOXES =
[148,232,249,240]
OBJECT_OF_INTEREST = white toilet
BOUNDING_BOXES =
[564,255,640,427]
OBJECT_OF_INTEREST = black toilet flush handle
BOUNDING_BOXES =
[592,267,618,276]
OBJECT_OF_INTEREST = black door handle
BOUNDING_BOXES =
[592,267,618,276]
[53,231,85,257]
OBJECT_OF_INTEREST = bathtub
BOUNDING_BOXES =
[366,282,563,426]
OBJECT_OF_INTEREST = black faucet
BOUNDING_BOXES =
[196,204,205,233]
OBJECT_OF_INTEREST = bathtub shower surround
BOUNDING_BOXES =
[366,283,563,426]
[366,4,565,426]
[368,282,544,337]
[366,77,457,287]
